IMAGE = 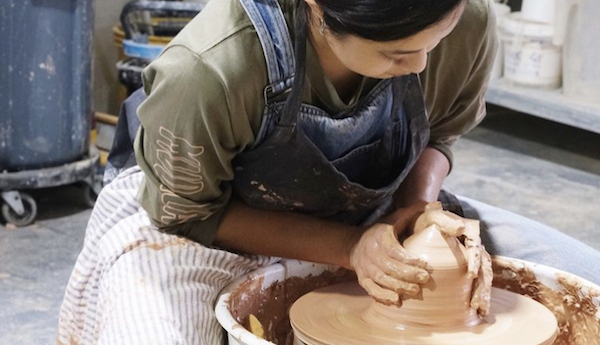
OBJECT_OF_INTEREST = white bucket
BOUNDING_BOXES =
[521,0,556,24]
[215,260,353,345]
[216,258,600,345]
[500,12,562,89]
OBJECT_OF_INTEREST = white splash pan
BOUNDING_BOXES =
[215,260,338,345]
[215,257,600,345]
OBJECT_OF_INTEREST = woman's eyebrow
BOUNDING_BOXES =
[382,48,422,55]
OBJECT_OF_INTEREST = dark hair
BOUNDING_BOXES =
[312,0,465,41]
[282,0,464,120]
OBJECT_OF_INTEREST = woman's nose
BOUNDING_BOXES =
[388,50,428,77]
[408,50,428,74]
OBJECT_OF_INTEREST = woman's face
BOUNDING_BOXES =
[322,4,465,79]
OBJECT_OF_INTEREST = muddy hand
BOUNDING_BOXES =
[414,203,493,316]
[349,223,430,306]
[413,202,466,237]
[463,219,493,316]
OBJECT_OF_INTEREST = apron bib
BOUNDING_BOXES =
[233,0,430,226]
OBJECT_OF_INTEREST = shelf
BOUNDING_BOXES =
[485,78,600,134]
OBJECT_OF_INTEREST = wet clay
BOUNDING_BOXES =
[228,258,599,345]
[290,283,557,345]
[492,257,600,345]
[228,213,598,345]
[290,224,558,345]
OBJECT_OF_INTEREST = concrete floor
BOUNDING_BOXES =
[1,105,600,344]
[445,105,600,250]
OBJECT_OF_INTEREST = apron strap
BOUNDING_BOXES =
[238,0,295,85]
[279,0,307,127]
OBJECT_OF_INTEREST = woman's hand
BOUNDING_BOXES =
[381,200,430,240]
[349,222,430,306]
[414,202,493,316]
[463,219,493,316]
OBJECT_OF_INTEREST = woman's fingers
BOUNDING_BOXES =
[367,264,421,296]
[464,220,492,316]
[414,202,465,237]
[470,248,493,316]
[359,278,401,306]
[378,253,430,284]
[381,225,429,271]
[464,236,482,279]
[463,219,482,278]
[351,223,430,304]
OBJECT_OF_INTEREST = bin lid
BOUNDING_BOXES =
[501,12,554,38]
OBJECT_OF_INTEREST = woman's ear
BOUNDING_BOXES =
[303,0,323,18]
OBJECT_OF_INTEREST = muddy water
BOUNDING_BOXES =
[229,268,356,344]
[229,258,599,345]
[492,257,600,345]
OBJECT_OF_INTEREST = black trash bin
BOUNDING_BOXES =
[0,0,100,226]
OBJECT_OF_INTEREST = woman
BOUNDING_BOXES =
[58,0,600,344]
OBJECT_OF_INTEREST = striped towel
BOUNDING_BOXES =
[57,167,278,345]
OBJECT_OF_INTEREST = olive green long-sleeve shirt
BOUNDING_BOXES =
[134,0,498,246]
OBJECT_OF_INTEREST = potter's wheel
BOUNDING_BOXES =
[290,282,558,345]
[289,203,559,345]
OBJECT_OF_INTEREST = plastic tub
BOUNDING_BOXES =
[216,258,600,345]
[500,12,562,89]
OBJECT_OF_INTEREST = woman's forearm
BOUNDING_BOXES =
[394,147,450,208]
[214,147,450,268]
[214,199,362,269]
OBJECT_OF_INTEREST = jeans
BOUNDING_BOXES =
[458,195,600,285]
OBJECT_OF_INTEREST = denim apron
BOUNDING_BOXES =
[233,0,430,226]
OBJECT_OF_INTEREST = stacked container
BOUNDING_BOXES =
[500,0,562,88]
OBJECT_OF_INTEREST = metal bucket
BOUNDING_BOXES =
[216,258,600,345]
